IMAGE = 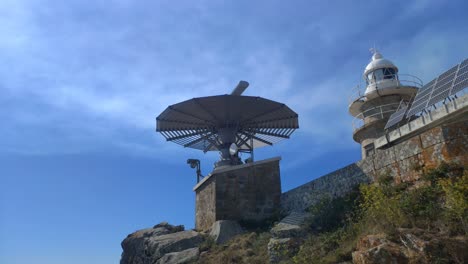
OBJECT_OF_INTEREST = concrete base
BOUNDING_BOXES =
[193,157,282,231]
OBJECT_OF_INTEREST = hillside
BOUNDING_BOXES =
[120,162,467,263]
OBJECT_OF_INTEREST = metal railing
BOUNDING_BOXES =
[349,74,423,104]
[352,102,402,131]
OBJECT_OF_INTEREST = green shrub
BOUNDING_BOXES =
[358,183,406,231]
[307,189,360,233]
[439,170,468,234]
[400,184,443,229]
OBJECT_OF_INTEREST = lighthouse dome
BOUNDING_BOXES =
[363,51,401,97]
[364,51,398,76]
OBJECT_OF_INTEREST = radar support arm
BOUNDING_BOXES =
[231,80,249,96]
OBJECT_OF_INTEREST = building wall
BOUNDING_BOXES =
[194,158,282,231]
[281,119,468,213]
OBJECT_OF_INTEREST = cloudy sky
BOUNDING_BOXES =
[1,0,467,263]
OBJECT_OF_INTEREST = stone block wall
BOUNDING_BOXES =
[281,119,467,214]
[369,119,467,183]
[194,157,281,231]
[281,161,372,213]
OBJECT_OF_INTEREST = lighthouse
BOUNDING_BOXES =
[349,50,422,158]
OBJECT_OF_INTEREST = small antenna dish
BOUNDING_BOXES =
[229,143,238,156]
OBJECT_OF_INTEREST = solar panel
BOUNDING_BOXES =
[450,60,468,95]
[406,79,436,117]
[406,58,468,119]
[384,105,408,130]
[428,65,458,106]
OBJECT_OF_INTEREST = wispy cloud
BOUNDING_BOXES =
[1,0,466,163]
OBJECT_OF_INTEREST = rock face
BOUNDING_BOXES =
[209,220,244,244]
[120,222,203,264]
[352,229,468,264]
[156,247,199,264]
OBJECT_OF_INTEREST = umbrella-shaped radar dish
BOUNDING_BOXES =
[156,81,299,168]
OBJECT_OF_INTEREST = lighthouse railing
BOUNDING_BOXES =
[352,102,402,131]
[349,73,423,104]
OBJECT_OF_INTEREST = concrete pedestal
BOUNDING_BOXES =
[193,157,282,231]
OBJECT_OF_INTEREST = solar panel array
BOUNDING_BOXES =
[384,58,468,130]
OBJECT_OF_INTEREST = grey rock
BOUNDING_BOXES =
[271,212,308,239]
[120,223,202,264]
[156,247,199,264]
[267,237,302,264]
[209,220,244,244]
[270,223,305,239]
[268,237,290,264]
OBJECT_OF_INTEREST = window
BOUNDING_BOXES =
[374,69,384,81]
[364,143,375,157]
[383,68,396,80]
[366,72,375,84]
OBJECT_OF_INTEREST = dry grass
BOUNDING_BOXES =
[197,232,271,264]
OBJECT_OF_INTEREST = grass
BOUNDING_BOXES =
[197,232,271,264]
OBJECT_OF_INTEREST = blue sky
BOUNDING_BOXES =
[1,0,467,263]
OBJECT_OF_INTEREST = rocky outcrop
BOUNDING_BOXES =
[156,247,200,264]
[209,220,244,244]
[352,229,468,264]
[120,222,203,264]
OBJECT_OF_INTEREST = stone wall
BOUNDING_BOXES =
[370,119,467,183]
[281,119,467,213]
[194,157,282,231]
[281,161,372,213]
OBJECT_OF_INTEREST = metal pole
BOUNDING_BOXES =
[196,163,201,183]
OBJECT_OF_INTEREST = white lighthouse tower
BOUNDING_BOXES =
[349,50,422,158]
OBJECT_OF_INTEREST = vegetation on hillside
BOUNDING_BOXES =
[293,162,467,263]
[197,232,271,264]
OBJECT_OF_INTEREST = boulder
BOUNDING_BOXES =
[156,247,200,264]
[120,222,203,264]
[209,220,244,244]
